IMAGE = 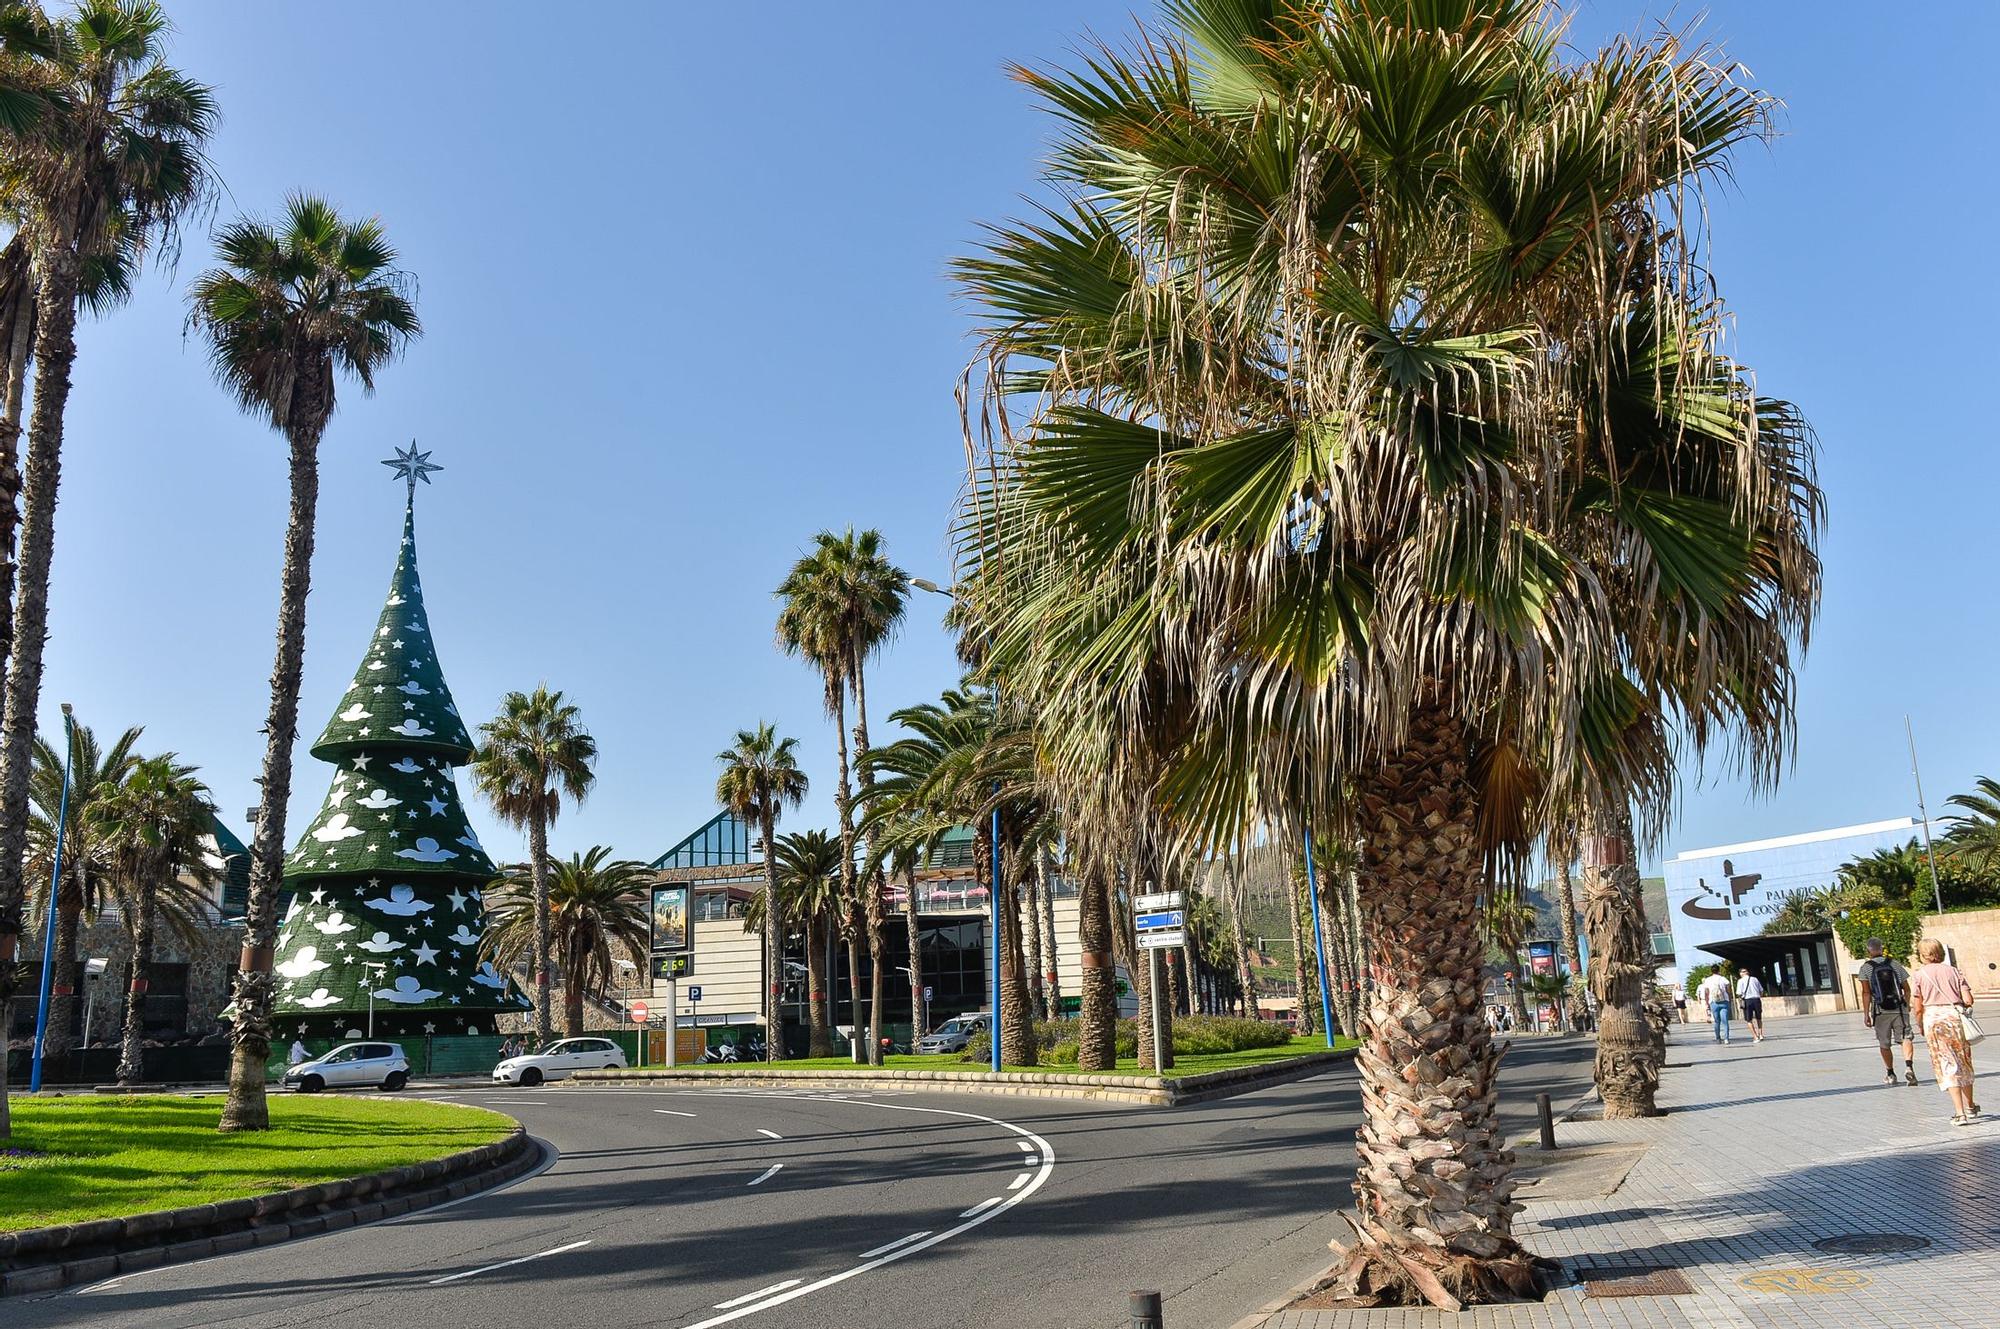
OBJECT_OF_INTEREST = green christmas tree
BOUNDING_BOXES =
[270,447,530,1039]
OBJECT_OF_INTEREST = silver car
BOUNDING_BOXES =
[915,1014,989,1055]
[283,1041,410,1093]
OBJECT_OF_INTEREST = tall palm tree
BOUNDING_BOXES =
[483,847,649,1037]
[1945,778,2000,877]
[775,528,908,1063]
[715,723,808,1060]
[1549,840,1590,1030]
[23,718,139,1059]
[188,195,418,1133]
[0,0,213,1136]
[471,687,597,1044]
[954,3,1819,1302]
[755,829,844,1056]
[91,754,216,1085]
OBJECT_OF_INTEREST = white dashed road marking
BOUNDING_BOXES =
[747,1164,784,1186]
[428,1239,591,1285]
[714,1279,802,1309]
[958,1196,1004,1219]
[858,1231,931,1259]
[755,1128,782,1140]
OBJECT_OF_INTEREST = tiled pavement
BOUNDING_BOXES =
[1252,1010,2000,1329]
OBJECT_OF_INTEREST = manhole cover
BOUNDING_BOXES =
[1578,1267,1694,1298]
[1813,1233,1932,1255]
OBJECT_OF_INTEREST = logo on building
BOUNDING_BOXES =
[1682,859,1763,922]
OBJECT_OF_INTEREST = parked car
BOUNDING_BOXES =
[492,1036,629,1086]
[914,1013,990,1056]
[284,1041,410,1093]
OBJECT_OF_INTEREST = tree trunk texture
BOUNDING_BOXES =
[0,262,32,712]
[998,863,1036,1066]
[850,659,890,1066]
[828,685,864,1057]
[1327,704,1543,1310]
[844,926,863,1050]
[220,412,330,1131]
[0,252,80,1138]
[806,913,833,1058]
[901,862,924,1033]
[117,862,160,1087]
[45,898,79,1059]
[1076,864,1116,1071]
[1133,928,1156,1071]
[1318,873,1354,1039]
[1023,859,1046,1021]
[529,814,553,1042]
[1556,854,1590,1031]
[762,808,782,1061]
[1037,849,1061,1016]
[1583,798,1658,1118]
[564,958,585,1037]
[1342,868,1367,1036]
[1290,872,1315,1036]
[1229,859,1258,1018]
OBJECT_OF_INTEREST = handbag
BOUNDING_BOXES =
[1960,1006,1986,1046]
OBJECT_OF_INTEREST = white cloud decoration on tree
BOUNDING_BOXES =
[298,988,340,1008]
[312,813,364,842]
[314,911,357,935]
[374,975,442,1004]
[358,931,404,953]
[278,947,330,978]
[363,883,433,915]
[395,837,457,863]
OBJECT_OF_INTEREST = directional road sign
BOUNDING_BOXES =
[629,1000,650,1023]
[1135,891,1183,912]
[1135,909,1185,932]
[1138,929,1185,949]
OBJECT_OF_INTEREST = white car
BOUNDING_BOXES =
[915,1013,989,1056]
[284,1042,410,1093]
[492,1036,629,1086]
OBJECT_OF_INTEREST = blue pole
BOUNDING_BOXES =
[990,799,1002,1073]
[1302,828,1338,1050]
[30,706,76,1093]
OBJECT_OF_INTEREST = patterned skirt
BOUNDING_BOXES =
[1922,1009,1975,1092]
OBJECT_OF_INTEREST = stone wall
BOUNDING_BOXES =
[10,913,241,1044]
[1917,907,2000,997]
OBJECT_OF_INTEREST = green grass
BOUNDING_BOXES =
[0,1095,513,1232]
[622,1034,1349,1081]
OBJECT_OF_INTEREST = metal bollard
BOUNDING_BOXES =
[1129,1290,1163,1329]
[1537,1091,1556,1150]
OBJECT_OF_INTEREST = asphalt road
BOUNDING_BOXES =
[11,1038,1595,1329]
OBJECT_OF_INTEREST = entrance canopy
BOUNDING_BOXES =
[1697,929,1842,996]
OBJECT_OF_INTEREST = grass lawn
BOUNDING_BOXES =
[1,1094,513,1232]
[627,1034,1350,1081]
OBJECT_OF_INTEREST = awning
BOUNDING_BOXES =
[1696,929,1832,969]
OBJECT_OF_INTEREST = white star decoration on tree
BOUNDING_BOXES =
[382,441,443,496]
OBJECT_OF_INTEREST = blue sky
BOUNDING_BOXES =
[36,2,1998,870]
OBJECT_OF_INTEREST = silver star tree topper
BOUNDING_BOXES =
[382,441,443,500]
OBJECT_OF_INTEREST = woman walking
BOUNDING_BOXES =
[1909,938,1980,1124]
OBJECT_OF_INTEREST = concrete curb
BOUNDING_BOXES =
[0,1114,537,1297]
[571,1047,1355,1107]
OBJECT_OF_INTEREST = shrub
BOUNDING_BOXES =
[965,1014,1283,1063]
[1683,963,1725,1000]
[1832,906,1921,964]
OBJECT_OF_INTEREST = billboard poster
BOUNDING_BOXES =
[1661,818,1915,978]
[649,884,690,955]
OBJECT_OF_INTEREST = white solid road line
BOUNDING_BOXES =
[653,1109,698,1117]
[427,1238,591,1285]
[747,1164,784,1186]
[1008,1172,1030,1190]
[958,1196,1004,1219]
[858,1231,931,1260]
[713,1279,803,1310]
[668,1094,1057,1329]
[755,1128,783,1139]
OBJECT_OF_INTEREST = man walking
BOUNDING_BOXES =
[1736,968,1767,1043]
[1697,967,1733,1044]
[1855,938,1918,1086]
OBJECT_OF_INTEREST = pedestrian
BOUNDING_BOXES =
[1735,968,1767,1043]
[1673,988,1688,1024]
[288,1037,310,1067]
[1696,967,1733,1044]
[1855,937,1918,1087]
[1909,938,1981,1124]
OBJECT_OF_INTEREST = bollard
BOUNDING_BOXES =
[1537,1091,1556,1151]
[1129,1290,1163,1329]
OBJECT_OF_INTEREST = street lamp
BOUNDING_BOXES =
[363,964,387,1038]
[913,576,1002,1074]
[614,957,640,1067]
[30,704,76,1093]
[82,957,108,1049]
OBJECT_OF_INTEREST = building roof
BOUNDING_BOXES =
[1671,818,1916,863]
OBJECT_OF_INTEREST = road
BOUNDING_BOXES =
[11,1039,1594,1329]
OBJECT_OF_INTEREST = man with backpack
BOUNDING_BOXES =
[1856,937,1918,1086]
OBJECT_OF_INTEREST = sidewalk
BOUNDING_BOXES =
[1258,1010,2000,1329]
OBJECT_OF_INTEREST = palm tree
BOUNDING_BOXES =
[954,2,1820,1304]
[23,719,139,1059]
[187,195,418,1133]
[1549,838,1590,1031]
[471,688,598,1045]
[483,847,648,1036]
[91,754,217,1085]
[755,829,844,1056]
[775,528,908,1063]
[1945,778,2000,877]
[715,723,808,1060]
[0,0,213,1136]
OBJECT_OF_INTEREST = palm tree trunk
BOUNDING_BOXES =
[563,932,585,1036]
[1509,944,1530,1031]
[46,895,79,1059]
[0,251,81,1139]
[1289,870,1314,1036]
[117,868,159,1087]
[1036,849,1061,1015]
[1229,860,1258,1019]
[994,840,1036,1067]
[1583,797,1658,1118]
[530,815,553,1042]
[1076,863,1116,1070]
[1132,914,1156,1071]
[0,262,33,707]
[901,861,924,1033]
[1023,855,1046,1021]
[805,912,833,1058]
[1342,866,1368,1034]
[843,924,862,1050]
[1555,852,1589,1031]
[849,658,890,1066]
[826,682,866,1058]
[219,413,328,1132]
[1329,703,1540,1310]
[762,807,781,1061]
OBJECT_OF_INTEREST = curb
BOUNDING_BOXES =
[571,1047,1355,1107]
[0,1119,538,1297]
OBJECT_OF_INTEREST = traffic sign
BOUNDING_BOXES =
[1135,909,1184,931]
[629,1000,650,1022]
[1135,891,1182,911]
[687,985,703,1003]
[1138,929,1185,949]
[923,985,933,1002]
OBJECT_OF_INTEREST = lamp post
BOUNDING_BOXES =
[29,703,76,1093]
[1905,716,1946,915]
[81,957,108,1049]
[914,576,1004,1074]
[615,957,640,1067]
[363,964,386,1038]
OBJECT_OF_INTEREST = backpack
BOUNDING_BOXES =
[1866,959,1904,1012]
